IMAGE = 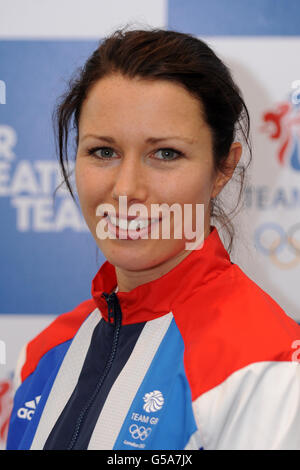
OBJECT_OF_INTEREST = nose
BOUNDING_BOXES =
[112,153,147,205]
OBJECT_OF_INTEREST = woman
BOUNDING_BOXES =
[6,27,300,450]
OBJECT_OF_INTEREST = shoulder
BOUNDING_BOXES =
[173,262,300,397]
[222,263,300,345]
[173,264,300,449]
[217,262,300,340]
[17,299,98,386]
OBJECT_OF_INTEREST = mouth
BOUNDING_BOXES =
[103,212,162,240]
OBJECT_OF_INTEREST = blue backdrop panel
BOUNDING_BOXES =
[168,0,300,35]
[0,40,105,315]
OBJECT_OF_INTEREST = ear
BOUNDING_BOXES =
[211,142,243,199]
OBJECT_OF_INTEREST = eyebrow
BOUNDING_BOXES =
[80,134,195,145]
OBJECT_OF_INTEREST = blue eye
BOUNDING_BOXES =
[87,147,117,159]
[155,148,184,161]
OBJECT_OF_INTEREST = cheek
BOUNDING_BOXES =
[163,170,214,206]
[75,161,107,210]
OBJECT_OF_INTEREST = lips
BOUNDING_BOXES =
[104,212,161,239]
[107,215,156,231]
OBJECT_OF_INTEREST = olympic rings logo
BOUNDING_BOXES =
[254,222,300,269]
[129,424,152,441]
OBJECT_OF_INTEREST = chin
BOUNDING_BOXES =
[105,249,156,272]
[99,238,186,273]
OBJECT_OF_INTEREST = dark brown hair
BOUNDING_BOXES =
[53,25,252,253]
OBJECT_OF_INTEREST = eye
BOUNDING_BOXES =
[153,148,184,161]
[86,146,184,162]
[87,146,118,160]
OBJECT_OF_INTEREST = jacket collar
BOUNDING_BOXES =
[91,226,231,325]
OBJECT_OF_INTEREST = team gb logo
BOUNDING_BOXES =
[143,390,164,413]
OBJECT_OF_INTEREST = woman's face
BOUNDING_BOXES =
[75,73,232,274]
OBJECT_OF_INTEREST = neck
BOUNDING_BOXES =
[115,224,212,293]
[115,249,190,293]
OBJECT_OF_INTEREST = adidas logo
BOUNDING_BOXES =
[17,395,41,421]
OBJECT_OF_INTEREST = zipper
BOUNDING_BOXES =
[67,291,122,450]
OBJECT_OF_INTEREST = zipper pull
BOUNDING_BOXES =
[101,292,121,325]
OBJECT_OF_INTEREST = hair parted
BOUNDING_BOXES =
[52,24,252,254]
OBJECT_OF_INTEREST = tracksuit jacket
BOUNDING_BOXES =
[6,226,300,450]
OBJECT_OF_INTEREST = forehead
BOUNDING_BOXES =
[78,74,207,136]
